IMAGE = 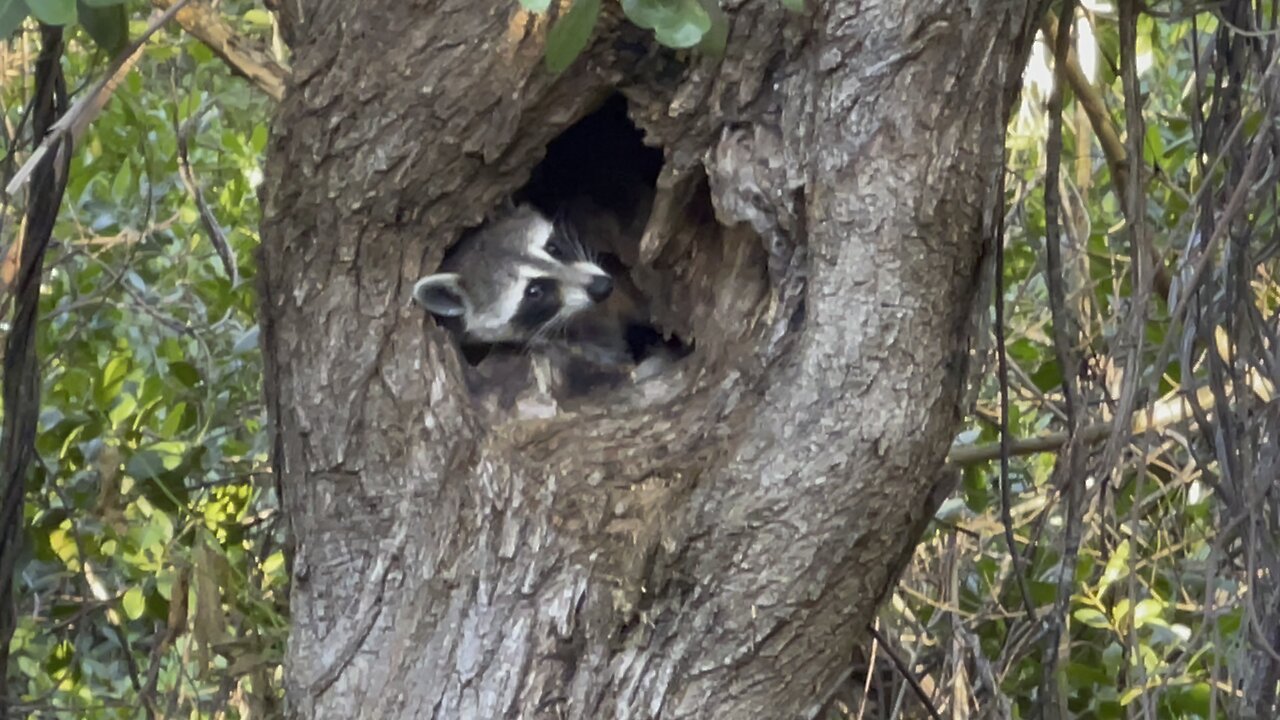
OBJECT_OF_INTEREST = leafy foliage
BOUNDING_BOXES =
[528,0,792,72]
[883,5,1280,718]
[3,5,284,718]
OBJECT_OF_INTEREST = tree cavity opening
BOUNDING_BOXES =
[418,94,724,421]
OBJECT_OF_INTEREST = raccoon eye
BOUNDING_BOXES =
[544,240,568,261]
[525,278,554,300]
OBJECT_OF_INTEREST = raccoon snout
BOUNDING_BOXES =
[586,275,613,302]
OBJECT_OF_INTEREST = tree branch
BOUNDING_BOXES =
[150,0,288,102]
[946,377,1270,466]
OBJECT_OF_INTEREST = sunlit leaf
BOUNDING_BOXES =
[1073,607,1109,629]
[108,393,137,428]
[50,526,78,565]
[243,8,272,26]
[101,355,129,392]
[519,0,552,11]
[1098,539,1130,595]
[1111,598,1130,628]
[1119,687,1143,706]
[122,586,145,620]
[1133,598,1164,629]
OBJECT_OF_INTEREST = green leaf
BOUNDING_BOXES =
[76,0,126,54]
[169,361,200,387]
[159,402,187,437]
[24,0,75,26]
[1029,358,1063,392]
[102,355,129,388]
[1111,598,1131,627]
[110,159,132,201]
[622,0,710,48]
[545,0,600,73]
[122,586,145,621]
[0,0,28,39]
[99,355,130,406]
[653,3,709,49]
[233,326,259,355]
[125,449,181,481]
[242,8,272,26]
[696,0,727,55]
[1101,641,1124,674]
[78,0,126,6]
[250,123,269,153]
[108,393,137,428]
[50,526,78,565]
[1073,607,1110,629]
[781,0,804,11]
[1099,539,1130,594]
[1133,598,1164,628]
[519,0,552,11]
[622,0,668,29]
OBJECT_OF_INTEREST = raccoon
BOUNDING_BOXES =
[413,204,615,356]
[413,203,685,403]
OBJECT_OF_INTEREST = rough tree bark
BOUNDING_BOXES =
[259,1,1046,717]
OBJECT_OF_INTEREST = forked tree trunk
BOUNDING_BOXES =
[259,1,1046,717]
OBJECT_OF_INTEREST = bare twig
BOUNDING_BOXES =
[174,105,238,283]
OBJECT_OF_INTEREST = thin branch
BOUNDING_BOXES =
[1039,6,1086,717]
[993,130,1037,620]
[947,379,1255,466]
[865,623,943,720]
[1042,9,1174,300]
[174,105,238,283]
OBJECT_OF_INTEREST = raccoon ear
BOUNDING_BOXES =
[413,273,467,318]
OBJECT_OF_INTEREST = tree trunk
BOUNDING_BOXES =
[258,1,1046,717]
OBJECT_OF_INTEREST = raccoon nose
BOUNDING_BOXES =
[586,275,613,302]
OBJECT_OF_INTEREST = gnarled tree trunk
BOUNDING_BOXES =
[259,1,1046,717]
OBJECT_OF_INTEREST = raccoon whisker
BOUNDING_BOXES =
[525,314,567,355]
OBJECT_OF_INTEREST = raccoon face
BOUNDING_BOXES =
[413,205,614,347]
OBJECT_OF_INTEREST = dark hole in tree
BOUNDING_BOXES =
[516,94,663,227]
